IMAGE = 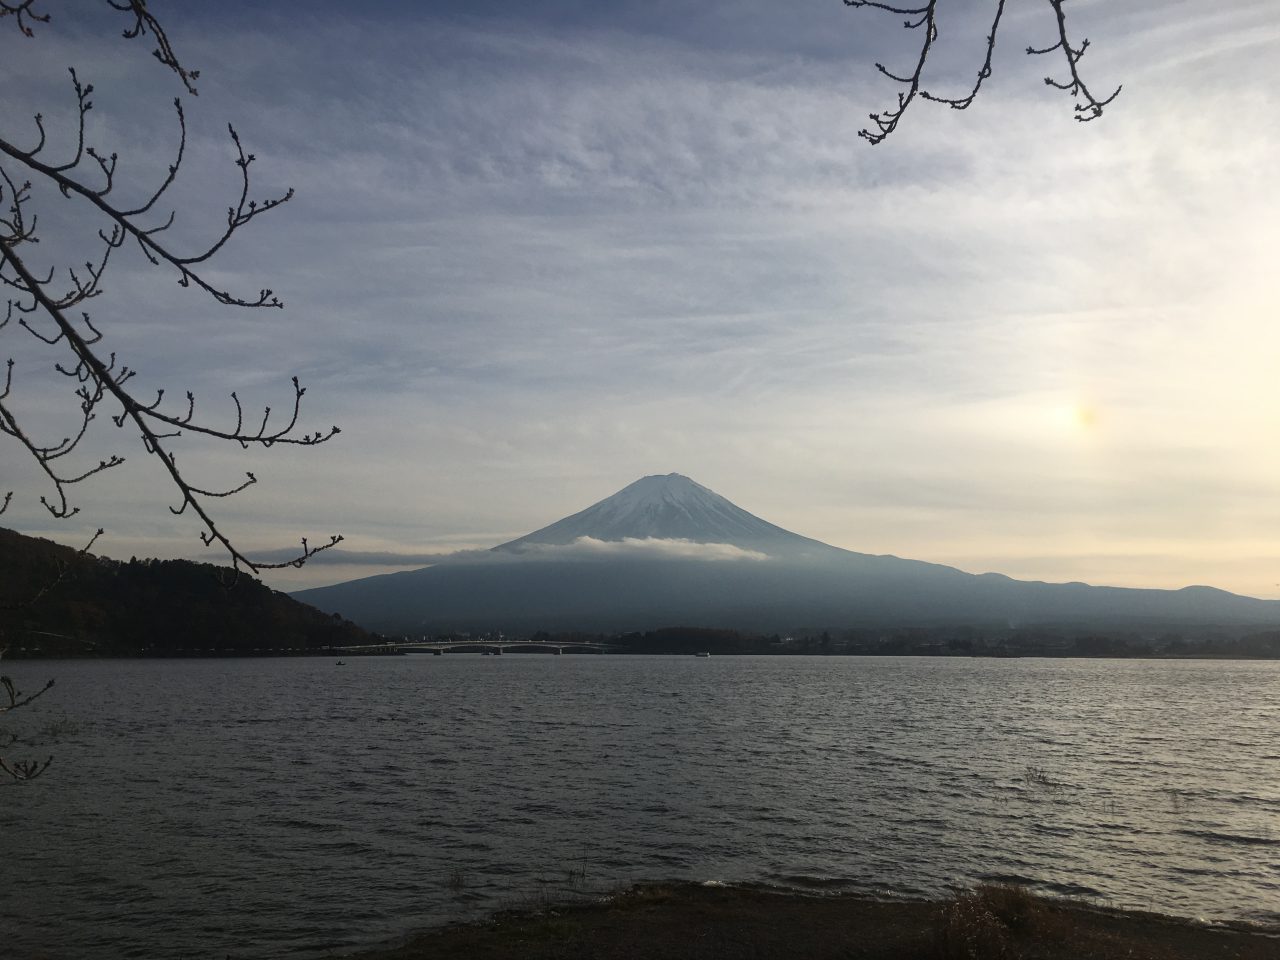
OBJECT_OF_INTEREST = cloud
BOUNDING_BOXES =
[220,537,769,572]
[5,2,1280,602]
[209,548,452,567]
[465,537,770,564]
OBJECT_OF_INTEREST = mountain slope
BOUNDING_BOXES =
[294,474,1280,635]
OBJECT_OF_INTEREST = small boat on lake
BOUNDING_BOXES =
[694,651,711,658]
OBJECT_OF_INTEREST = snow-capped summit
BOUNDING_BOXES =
[495,473,821,551]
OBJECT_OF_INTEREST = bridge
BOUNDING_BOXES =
[332,639,621,656]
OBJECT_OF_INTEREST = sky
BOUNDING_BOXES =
[2,0,1279,597]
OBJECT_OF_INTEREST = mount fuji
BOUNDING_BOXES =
[294,473,1280,635]
[496,473,830,554]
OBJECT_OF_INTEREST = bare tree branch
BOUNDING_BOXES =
[107,0,201,95]
[0,0,49,39]
[843,1,938,145]
[1,1,342,574]
[845,0,1119,144]
[0,649,54,781]
[1033,0,1122,124]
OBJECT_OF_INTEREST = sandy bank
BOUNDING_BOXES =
[345,882,1278,960]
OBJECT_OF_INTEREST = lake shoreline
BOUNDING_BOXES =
[11,657,1275,958]
[346,882,1280,959]
[10,649,1280,660]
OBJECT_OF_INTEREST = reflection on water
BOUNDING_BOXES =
[2,655,1278,958]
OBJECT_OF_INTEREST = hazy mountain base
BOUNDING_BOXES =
[297,552,1280,642]
[299,476,1280,647]
[297,473,1280,640]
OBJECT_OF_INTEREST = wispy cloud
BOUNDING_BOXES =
[215,548,451,567]
[4,2,1279,599]
[488,537,770,563]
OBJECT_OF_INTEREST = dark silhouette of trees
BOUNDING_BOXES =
[0,0,340,575]
[844,0,1120,144]
[0,527,376,658]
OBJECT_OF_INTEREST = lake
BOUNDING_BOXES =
[2,655,1278,958]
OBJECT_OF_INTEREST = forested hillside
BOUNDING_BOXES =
[0,528,373,657]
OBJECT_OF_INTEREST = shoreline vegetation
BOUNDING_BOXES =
[9,636,1280,660]
[10,642,1280,660]
[346,882,1279,960]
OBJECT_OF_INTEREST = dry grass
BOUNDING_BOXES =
[935,891,1012,960]
[933,884,1062,959]
[1022,765,1066,791]
[975,883,1051,932]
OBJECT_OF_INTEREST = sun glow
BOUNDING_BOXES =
[1073,403,1099,430]
[1051,400,1101,436]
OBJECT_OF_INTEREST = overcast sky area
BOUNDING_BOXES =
[3,0,1279,597]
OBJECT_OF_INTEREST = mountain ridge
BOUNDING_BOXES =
[293,474,1280,636]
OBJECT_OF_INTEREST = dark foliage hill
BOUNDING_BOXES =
[0,527,373,657]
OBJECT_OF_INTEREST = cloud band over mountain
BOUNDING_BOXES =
[477,537,770,563]
[230,536,768,568]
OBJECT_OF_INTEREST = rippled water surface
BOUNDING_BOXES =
[3,655,1278,958]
